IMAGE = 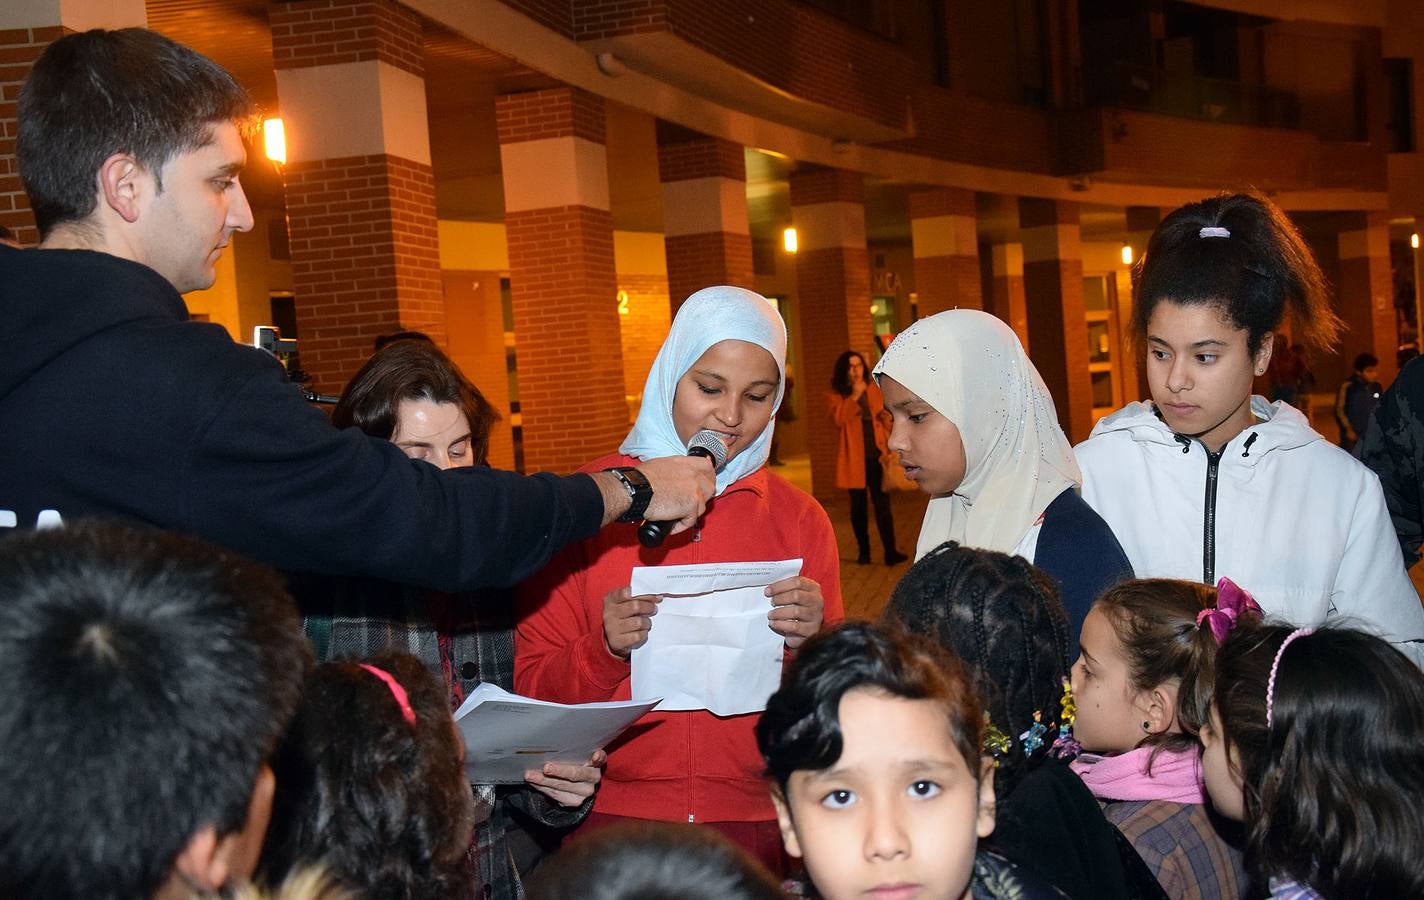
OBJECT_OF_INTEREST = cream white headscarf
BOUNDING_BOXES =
[872,309,1080,559]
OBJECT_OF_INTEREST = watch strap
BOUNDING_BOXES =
[606,466,653,523]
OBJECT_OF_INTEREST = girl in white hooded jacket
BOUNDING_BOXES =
[1076,193,1424,666]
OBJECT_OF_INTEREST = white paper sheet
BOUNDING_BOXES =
[453,682,660,784]
[629,558,802,717]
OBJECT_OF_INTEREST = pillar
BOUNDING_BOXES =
[790,165,872,497]
[909,188,981,317]
[1,0,147,246]
[1337,211,1398,384]
[614,231,671,413]
[271,0,444,393]
[496,86,627,473]
[657,135,754,308]
[987,243,1029,352]
[1020,197,1093,441]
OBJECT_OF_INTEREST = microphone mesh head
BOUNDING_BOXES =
[688,429,729,471]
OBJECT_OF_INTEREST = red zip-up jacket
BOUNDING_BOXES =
[515,453,843,824]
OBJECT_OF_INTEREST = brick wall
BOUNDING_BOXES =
[270,0,423,78]
[617,272,671,411]
[494,87,605,143]
[284,153,445,391]
[655,135,744,182]
[496,0,575,38]
[0,25,67,246]
[665,232,755,309]
[504,204,628,472]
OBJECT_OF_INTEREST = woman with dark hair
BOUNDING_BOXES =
[292,339,599,900]
[263,652,478,900]
[826,350,906,566]
[1204,626,1424,898]
[1076,192,1424,665]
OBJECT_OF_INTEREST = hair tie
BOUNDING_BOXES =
[1265,628,1314,729]
[1199,226,1231,239]
[1195,577,1263,644]
[359,663,416,726]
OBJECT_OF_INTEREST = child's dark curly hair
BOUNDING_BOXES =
[883,542,1070,797]
[261,652,477,900]
[757,621,982,795]
[1133,192,1341,354]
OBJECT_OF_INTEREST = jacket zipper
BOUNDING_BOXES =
[1202,447,1223,585]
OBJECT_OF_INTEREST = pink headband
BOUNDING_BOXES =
[1196,577,1262,644]
[359,664,416,727]
[1265,628,1314,729]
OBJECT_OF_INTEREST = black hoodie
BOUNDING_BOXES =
[0,245,602,589]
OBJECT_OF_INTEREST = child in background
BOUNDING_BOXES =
[756,621,1062,900]
[1076,192,1423,665]
[1204,626,1424,899]
[1332,352,1380,454]
[884,542,1165,900]
[1071,580,1256,899]
[874,309,1131,641]
[262,652,479,900]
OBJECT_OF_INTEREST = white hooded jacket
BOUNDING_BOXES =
[1077,397,1424,664]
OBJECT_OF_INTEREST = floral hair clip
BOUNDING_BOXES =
[1019,710,1048,755]
[983,712,1012,763]
[1050,677,1081,759]
[1196,577,1263,644]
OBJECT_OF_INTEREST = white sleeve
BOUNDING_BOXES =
[1332,471,1424,668]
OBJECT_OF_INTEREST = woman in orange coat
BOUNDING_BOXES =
[826,350,907,566]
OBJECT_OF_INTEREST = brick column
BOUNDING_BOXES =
[658,135,754,309]
[1337,211,1398,383]
[1020,197,1092,441]
[791,166,872,497]
[496,86,627,473]
[271,0,444,393]
[1,0,146,246]
[909,188,980,317]
[987,243,1029,352]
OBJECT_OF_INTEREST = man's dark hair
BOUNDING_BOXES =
[1353,352,1379,373]
[17,28,254,237]
[525,821,784,900]
[757,621,983,794]
[261,652,477,900]
[883,542,1070,797]
[332,339,501,466]
[0,520,309,900]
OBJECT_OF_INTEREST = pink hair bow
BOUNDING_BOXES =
[1195,578,1263,644]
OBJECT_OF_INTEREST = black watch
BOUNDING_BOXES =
[605,466,653,523]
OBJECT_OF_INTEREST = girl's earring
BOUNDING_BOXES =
[1141,720,1150,730]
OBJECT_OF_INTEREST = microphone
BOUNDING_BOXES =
[637,429,729,548]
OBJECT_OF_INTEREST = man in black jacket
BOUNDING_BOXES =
[0,28,713,589]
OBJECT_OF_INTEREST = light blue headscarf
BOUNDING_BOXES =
[620,285,787,495]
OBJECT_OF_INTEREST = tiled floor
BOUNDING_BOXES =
[770,454,929,621]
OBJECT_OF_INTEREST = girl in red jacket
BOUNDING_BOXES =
[516,285,843,874]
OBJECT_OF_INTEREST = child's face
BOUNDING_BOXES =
[879,375,968,496]
[673,339,779,462]
[1071,607,1160,753]
[1145,301,1271,452]
[772,688,994,900]
[1199,703,1245,820]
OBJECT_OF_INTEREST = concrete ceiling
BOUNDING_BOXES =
[141,1,1148,248]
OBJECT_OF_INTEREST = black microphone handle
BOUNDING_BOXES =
[636,445,717,548]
